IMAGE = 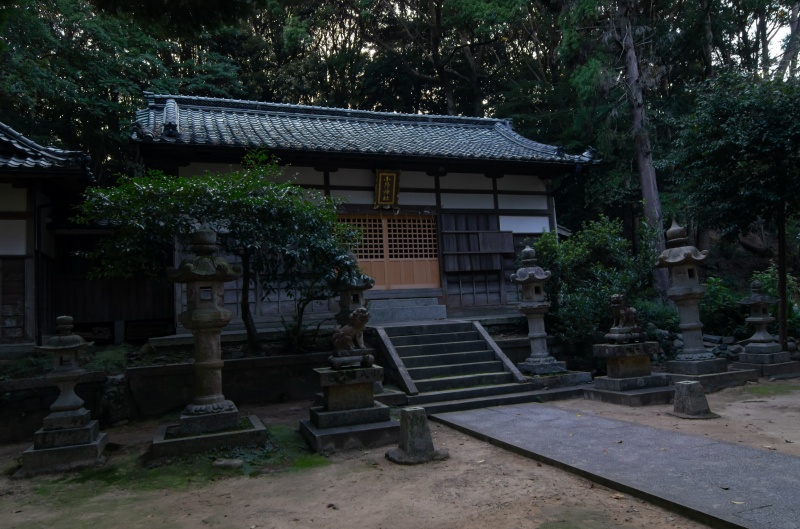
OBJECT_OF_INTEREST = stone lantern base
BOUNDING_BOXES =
[584,342,675,407]
[300,364,399,453]
[16,408,108,477]
[731,347,800,378]
[667,358,758,393]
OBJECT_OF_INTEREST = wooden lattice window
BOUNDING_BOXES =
[340,216,385,259]
[387,217,438,259]
[339,215,438,260]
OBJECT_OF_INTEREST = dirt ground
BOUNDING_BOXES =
[2,378,799,529]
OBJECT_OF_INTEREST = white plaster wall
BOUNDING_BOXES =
[330,168,373,187]
[330,189,374,204]
[496,174,547,192]
[439,172,493,190]
[398,192,436,206]
[400,171,435,189]
[497,194,548,210]
[0,220,27,255]
[499,216,550,234]
[440,193,494,209]
[0,184,26,212]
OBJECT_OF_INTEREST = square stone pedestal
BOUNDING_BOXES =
[584,342,675,406]
[17,408,108,477]
[300,365,399,453]
[667,358,758,393]
[731,351,800,378]
[150,415,267,459]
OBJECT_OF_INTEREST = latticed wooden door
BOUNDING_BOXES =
[339,215,440,290]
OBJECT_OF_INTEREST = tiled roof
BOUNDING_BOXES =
[133,92,593,165]
[0,121,92,177]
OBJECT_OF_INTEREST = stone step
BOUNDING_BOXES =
[408,382,536,405]
[415,372,514,393]
[401,350,497,368]
[407,361,504,380]
[368,305,447,325]
[424,386,586,415]
[394,340,488,357]
[382,321,474,337]
[389,330,481,347]
[368,297,440,309]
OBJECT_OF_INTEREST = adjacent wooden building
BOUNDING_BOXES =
[131,93,593,326]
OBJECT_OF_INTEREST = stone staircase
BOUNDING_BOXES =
[376,321,583,414]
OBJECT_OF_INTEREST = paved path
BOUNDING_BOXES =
[432,403,800,529]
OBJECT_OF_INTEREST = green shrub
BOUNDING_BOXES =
[751,264,800,337]
[83,346,129,374]
[699,276,748,337]
[0,353,51,381]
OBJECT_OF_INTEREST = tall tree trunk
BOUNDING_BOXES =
[239,250,262,353]
[702,7,714,77]
[775,3,800,80]
[619,4,669,297]
[778,200,788,350]
[758,10,770,77]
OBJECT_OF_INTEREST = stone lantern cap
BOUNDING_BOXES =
[167,228,241,283]
[656,220,709,268]
[35,315,91,354]
[737,281,776,307]
[327,251,375,292]
[510,246,551,284]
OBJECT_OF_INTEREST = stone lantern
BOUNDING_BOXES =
[732,281,800,377]
[510,246,566,375]
[166,227,243,435]
[18,315,107,476]
[329,251,375,326]
[657,221,757,388]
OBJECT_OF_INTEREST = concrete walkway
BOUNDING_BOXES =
[432,403,800,529]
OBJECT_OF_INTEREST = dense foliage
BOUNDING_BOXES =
[73,153,361,350]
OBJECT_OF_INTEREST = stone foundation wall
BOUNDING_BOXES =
[1,258,26,343]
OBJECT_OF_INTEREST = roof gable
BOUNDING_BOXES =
[132,92,593,167]
[0,121,92,179]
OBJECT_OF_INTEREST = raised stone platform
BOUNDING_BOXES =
[666,358,728,375]
[587,341,672,406]
[17,431,108,477]
[525,371,592,390]
[731,359,800,378]
[301,365,399,453]
[669,369,759,393]
[150,415,267,459]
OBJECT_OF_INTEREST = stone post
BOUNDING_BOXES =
[510,246,566,375]
[166,228,242,435]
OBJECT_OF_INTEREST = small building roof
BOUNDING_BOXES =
[0,121,93,179]
[132,92,593,169]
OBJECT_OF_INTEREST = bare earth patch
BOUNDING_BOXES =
[1,378,799,529]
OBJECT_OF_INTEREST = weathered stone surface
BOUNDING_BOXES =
[583,386,675,407]
[593,374,670,392]
[670,380,719,419]
[314,365,383,387]
[593,342,660,359]
[731,361,800,378]
[310,403,391,429]
[42,408,91,430]
[517,358,566,375]
[669,369,758,393]
[738,351,791,365]
[605,355,652,378]
[150,415,267,459]
[386,407,449,465]
[179,407,239,435]
[525,371,592,390]
[324,383,375,411]
[299,418,399,454]
[666,358,728,375]
[33,420,99,449]
[17,432,107,477]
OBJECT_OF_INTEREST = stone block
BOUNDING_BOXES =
[592,342,660,359]
[731,361,800,378]
[593,374,670,392]
[299,418,399,454]
[670,381,718,419]
[42,409,91,430]
[582,386,675,407]
[18,432,107,476]
[33,420,99,449]
[310,402,391,429]
[669,369,758,393]
[179,409,239,436]
[150,415,267,459]
[666,358,728,375]
[324,383,375,411]
[517,359,567,375]
[606,355,652,378]
[738,351,791,364]
[525,371,592,390]
[314,365,383,387]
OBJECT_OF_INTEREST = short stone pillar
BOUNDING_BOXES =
[670,381,719,419]
[17,316,107,476]
[151,229,267,457]
[510,246,566,375]
[585,296,673,406]
[657,221,757,390]
[731,281,800,378]
[386,407,449,465]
